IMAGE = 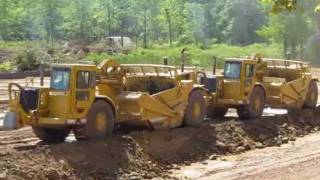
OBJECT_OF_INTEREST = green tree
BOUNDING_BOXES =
[230,0,266,45]
[0,0,9,41]
[41,0,62,44]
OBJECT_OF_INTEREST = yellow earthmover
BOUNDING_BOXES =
[201,56,318,119]
[4,59,206,142]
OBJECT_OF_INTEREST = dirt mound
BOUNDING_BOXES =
[0,134,167,179]
[1,108,320,179]
[130,108,320,166]
[51,136,166,179]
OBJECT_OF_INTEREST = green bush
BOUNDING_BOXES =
[0,61,13,72]
[15,48,40,72]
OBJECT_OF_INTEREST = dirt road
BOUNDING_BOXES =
[172,132,320,180]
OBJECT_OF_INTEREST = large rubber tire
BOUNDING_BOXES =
[237,86,266,119]
[32,127,70,143]
[183,90,206,127]
[304,80,318,109]
[206,106,228,118]
[80,100,115,140]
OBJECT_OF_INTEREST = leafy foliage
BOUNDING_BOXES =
[1,0,320,67]
[0,0,280,46]
[261,0,298,13]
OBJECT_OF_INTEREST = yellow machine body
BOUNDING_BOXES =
[203,57,318,118]
[7,60,202,130]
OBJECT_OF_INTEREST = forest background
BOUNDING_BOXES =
[0,0,319,71]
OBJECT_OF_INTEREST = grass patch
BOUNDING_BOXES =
[0,41,283,71]
[0,62,13,72]
[86,43,283,69]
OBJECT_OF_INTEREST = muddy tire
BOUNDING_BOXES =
[183,90,206,127]
[304,80,318,109]
[32,127,70,143]
[237,86,266,119]
[206,106,228,118]
[81,100,115,140]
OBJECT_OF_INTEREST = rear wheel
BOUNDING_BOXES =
[206,106,228,118]
[183,90,206,127]
[304,80,318,109]
[32,127,70,143]
[237,86,266,119]
[77,100,114,140]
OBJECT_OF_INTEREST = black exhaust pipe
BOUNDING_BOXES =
[181,48,187,72]
[212,56,217,75]
[39,64,44,86]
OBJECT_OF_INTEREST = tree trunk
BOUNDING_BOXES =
[165,9,173,47]
[107,2,113,36]
[299,42,304,60]
[316,13,320,35]
[0,0,8,42]
[284,35,288,59]
[143,6,148,49]
[291,41,296,60]
[135,34,138,48]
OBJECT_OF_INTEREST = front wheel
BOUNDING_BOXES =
[237,86,266,119]
[183,90,206,127]
[79,100,115,140]
[32,127,70,143]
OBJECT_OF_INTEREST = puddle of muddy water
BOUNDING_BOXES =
[65,133,77,143]
[225,107,287,118]
[263,107,287,116]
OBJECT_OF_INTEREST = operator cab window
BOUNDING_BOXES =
[224,62,241,79]
[245,64,254,78]
[77,71,90,89]
[51,68,70,90]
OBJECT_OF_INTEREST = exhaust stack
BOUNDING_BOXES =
[212,56,217,75]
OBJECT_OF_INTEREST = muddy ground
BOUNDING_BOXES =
[0,104,320,179]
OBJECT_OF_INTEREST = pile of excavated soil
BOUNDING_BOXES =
[132,108,320,166]
[1,108,320,179]
[0,132,167,179]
